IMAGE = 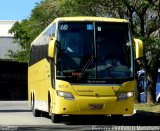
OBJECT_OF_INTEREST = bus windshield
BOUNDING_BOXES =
[57,22,133,84]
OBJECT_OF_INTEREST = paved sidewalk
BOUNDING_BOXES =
[0,101,29,111]
[0,101,53,125]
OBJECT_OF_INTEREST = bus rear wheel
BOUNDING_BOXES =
[51,114,61,123]
[157,98,160,103]
[31,96,41,117]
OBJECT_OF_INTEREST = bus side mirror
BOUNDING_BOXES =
[134,38,143,59]
[48,37,56,58]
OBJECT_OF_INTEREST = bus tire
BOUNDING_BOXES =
[157,97,160,103]
[111,115,123,119]
[33,108,41,117]
[31,96,41,117]
[51,114,61,123]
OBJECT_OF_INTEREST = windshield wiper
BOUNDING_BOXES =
[77,55,94,81]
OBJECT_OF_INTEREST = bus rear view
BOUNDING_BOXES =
[28,17,142,123]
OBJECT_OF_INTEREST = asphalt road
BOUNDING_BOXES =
[0,101,160,131]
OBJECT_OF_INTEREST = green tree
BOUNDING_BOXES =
[120,0,160,103]
[9,19,31,62]
[8,0,56,62]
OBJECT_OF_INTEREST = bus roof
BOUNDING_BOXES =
[53,16,129,23]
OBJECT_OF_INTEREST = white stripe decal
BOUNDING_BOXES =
[35,100,48,112]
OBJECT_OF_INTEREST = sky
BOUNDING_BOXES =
[0,0,42,20]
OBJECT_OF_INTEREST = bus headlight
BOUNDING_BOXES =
[56,91,75,100]
[117,92,134,101]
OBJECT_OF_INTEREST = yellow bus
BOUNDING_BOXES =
[28,17,143,123]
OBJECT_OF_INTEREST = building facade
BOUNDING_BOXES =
[0,21,20,59]
[0,21,27,100]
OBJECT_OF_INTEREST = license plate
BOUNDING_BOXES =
[89,104,103,110]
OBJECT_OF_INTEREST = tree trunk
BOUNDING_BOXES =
[140,16,145,37]
[134,79,141,103]
[146,66,158,104]
[134,60,141,103]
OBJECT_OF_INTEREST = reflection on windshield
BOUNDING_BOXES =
[56,22,133,84]
[96,22,132,79]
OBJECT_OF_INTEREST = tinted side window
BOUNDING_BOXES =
[29,23,56,66]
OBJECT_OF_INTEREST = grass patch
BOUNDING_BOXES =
[134,103,160,113]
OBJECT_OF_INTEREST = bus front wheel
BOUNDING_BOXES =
[111,115,123,119]
[51,114,61,123]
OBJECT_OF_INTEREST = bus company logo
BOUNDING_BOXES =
[72,72,81,77]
